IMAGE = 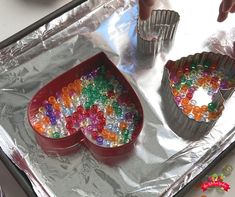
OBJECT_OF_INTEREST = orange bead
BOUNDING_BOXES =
[192,106,201,115]
[201,105,208,113]
[194,113,202,121]
[33,122,44,133]
[53,103,61,111]
[211,82,219,90]
[172,88,179,97]
[180,85,188,93]
[210,64,217,71]
[64,100,71,108]
[181,98,190,106]
[62,87,69,94]
[48,96,57,104]
[74,79,81,86]
[68,83,75,92]
[208,112,218,120]
[119,121,127,131]
[62,94,71,102]
[197,78,205,86]
[182,104,193,114]
[101,129,109,139]
[42,116,50,125]
[109,133,118,142]
[106,105,113,115]
[205,76,211,84]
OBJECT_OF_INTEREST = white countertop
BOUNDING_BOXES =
[0,0,72,42]
[0,0,235,197]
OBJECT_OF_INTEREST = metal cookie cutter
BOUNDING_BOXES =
[137,10,180,55]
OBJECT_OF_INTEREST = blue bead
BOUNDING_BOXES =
[106,124,113,130]
[45,103,53,111]
[96,136,103,145]
[106,140,111,147]
[46,111,53,117]
[50,116,57,125]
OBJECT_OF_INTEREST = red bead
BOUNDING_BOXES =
[186,92,193,100]
[97,125,104,132]
[68,128,77,134]
[107,90,115,98]
[72,112,79,120]
[65,116,72,122]
[76,105,84,113]
[91,131,98,139]
[91,105,98,114]
[66,121,74,129]
[97,111,104,119]
[100,117,106,125]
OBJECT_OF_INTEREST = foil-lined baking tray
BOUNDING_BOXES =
[0,0,235,196]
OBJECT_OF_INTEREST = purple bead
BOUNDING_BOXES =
[188,87,195,94]
[125,112,133,120]
[96,136,104,145]
[170,74,179,83]
[202,71,210,77]
[87,125,94,133]
[45,104,53,112]
[175,96,181,102]
[220,80,228,89]
[46,110,54,117]
[50,117,57,125]
[54,111,61,119]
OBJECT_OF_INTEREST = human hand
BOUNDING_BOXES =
[139,0,155,20]
[217,0,235,22]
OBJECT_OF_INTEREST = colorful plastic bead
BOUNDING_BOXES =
[33,66,140,147]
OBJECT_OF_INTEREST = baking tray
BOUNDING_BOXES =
[0,0,235,196]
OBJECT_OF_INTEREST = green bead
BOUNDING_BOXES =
[116,107,122,116]
[82,88,88,94]
[52,132,60,138]
[133,114,141,122]
[87,84,93,88]
[190,63,197,70]
[84,101,91,109]
[186,80,193,87]
[203,62,210,69]
[181,76,187,84]
[174,83,181,90]
[112,101,119,108]
[100,95,107,104]
[123,138,130,144]
[208,102,217,112]
[107,84,114,91]
[99,66,106,75]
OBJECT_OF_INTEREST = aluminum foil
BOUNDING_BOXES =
[0,0,235,196]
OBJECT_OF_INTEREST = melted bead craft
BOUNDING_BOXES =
[31,66,141,148]
[167,61,234,122]
[161,52,235,140]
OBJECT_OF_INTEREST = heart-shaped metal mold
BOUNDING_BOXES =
[160,52,235,140]
[28,52,144,163]
[137,9,180,55]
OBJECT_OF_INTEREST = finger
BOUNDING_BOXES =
[217,2,229,22]
[230,4,235,12]
[139,0,152,20]
[222,0,234,12]
[142,0,155,7]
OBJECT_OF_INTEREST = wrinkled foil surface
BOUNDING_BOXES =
[0,0,235,196]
